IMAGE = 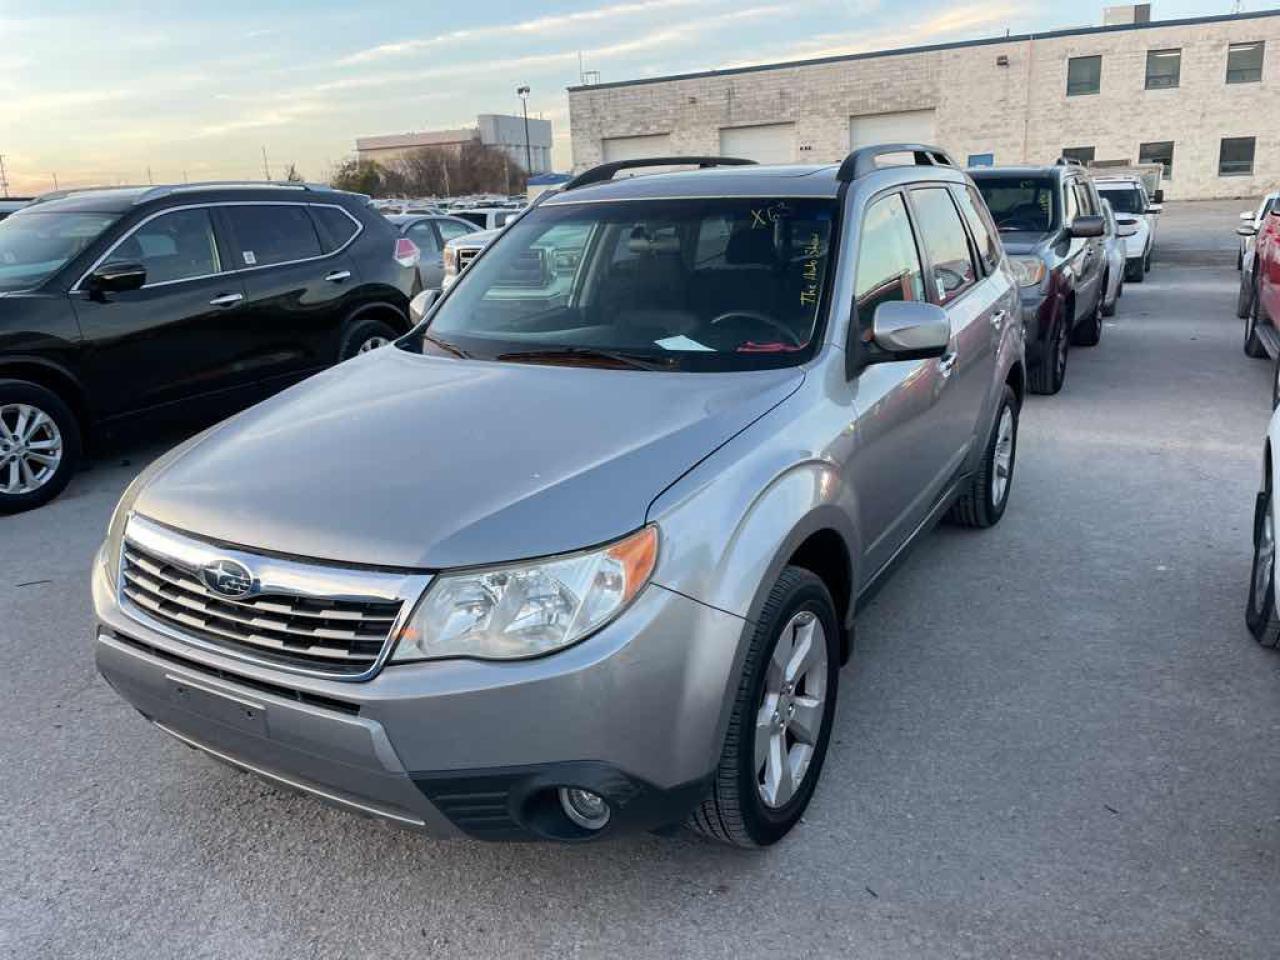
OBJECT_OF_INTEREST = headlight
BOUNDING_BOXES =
[391,526,659,663]
[1010,256,1046,288]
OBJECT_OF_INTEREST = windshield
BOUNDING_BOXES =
[1097,186,1145,214]
[0,211,117,292]
[417,197,837,371]
[971,177,1058,234]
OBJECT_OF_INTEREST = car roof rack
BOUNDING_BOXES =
[562,156,756,191]
[30,184,146,205]
[135,181,319,202]
[836,143,956,182]
[1055,157,1084,167]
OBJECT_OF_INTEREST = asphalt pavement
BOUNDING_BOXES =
[1,199,1277,959]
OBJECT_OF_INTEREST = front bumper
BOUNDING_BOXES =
[92,558,745,840]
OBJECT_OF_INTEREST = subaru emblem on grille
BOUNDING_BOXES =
[200,558,254,599]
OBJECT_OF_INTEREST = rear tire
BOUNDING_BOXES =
[687,567,840,848]
[1029,313,1068,395]
[1245,279,1267,358]
[950,385,1019,529]
[339,316,400,361]
[1246,486,1280,649]
[0,380,81,515]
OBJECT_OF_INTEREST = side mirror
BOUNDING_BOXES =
[1241,211,1256,221]
[87,261,146,294]
[408,288,438,323]
[1237,223,1258,237]
[1146,204,1163,215]
[863,301,950,366]
[1117,218,1139,238]
[1153,190,1164,204]
[1069,215,1105,239]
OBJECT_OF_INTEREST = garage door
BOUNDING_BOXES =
[849,109,937,149]
[601,133,673,162]
[719,123,796,165]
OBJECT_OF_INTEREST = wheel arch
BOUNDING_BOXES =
[0,357,92,430]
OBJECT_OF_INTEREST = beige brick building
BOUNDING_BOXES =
[567,9,1280,200]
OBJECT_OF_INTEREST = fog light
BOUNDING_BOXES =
[558,787,611,831]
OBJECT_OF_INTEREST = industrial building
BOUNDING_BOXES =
[567,6,1280,200]
[357,113,553,174]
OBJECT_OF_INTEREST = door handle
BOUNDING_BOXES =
[938,351,958,377]
[208,293,243,307]
[324,270,351,283]
[990,310,1008,330]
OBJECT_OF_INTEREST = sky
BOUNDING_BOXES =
[0,0,1246,194]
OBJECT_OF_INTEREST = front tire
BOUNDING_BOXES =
[1125,258,1145,283]
[949,385,1019,529]
[1237,271,1255,320]
[1029,313,1068,395]
[0,380,81,515]
[1073,281,1105,345]
[1246,486,1280,648]
[687,567,840,848]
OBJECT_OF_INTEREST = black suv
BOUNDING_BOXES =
[0,182,419,513]
[968,162,1107,395]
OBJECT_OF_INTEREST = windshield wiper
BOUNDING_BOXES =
[496,346,675,371]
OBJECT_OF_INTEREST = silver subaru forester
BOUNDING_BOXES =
[94,146,1025,847]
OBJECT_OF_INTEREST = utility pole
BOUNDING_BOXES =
[51,172,58,190]
[146,166,154,185]
[0,155,8,198]
[517,85,533,175]
[261,146,272,181]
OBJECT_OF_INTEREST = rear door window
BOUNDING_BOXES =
[436,219,474,244]
[101,208,221,285]
[406,221,439,255]
[910,187,978,305]
[854,193,926,332]
[222,204,323,268]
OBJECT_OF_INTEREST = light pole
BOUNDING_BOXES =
[516,85,533,176]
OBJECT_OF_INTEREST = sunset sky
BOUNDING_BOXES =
[1,0,1231,194]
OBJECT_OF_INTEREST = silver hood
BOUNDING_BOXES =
[134,348,803,569]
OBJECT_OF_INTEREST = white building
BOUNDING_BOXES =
[568,7,1280,200]
[357,113,553,174]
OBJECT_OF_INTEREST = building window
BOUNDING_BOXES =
[1227,41,1265,83]
[1067,55,1102,95]
[1061,146,1095,164]
[1145,48,1181,89]
[1219,137,1256,176]
[967,153,994,167]
[1138,140,1174,179]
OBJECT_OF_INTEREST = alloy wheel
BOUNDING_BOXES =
[991,405,1015,506]
[755,610,828,809]
[357,336,390,354]
[0,403,63,496]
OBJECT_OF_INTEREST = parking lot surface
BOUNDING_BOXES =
[2,200,1278,959]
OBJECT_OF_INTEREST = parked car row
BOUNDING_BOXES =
[1237,196,1280,406]
[0,146,1158,848]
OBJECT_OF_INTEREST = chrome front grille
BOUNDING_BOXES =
[456,247,480,271]
[118,515,429,680]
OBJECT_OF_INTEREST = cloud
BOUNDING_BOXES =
[337,0,704,65]
[716,1,1024,68]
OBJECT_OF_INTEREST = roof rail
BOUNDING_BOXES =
[562,156,756,191]
[1055,157,1084,167]
[134,180,316,203]
[836,143,956,182]
[30,184,145,205]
